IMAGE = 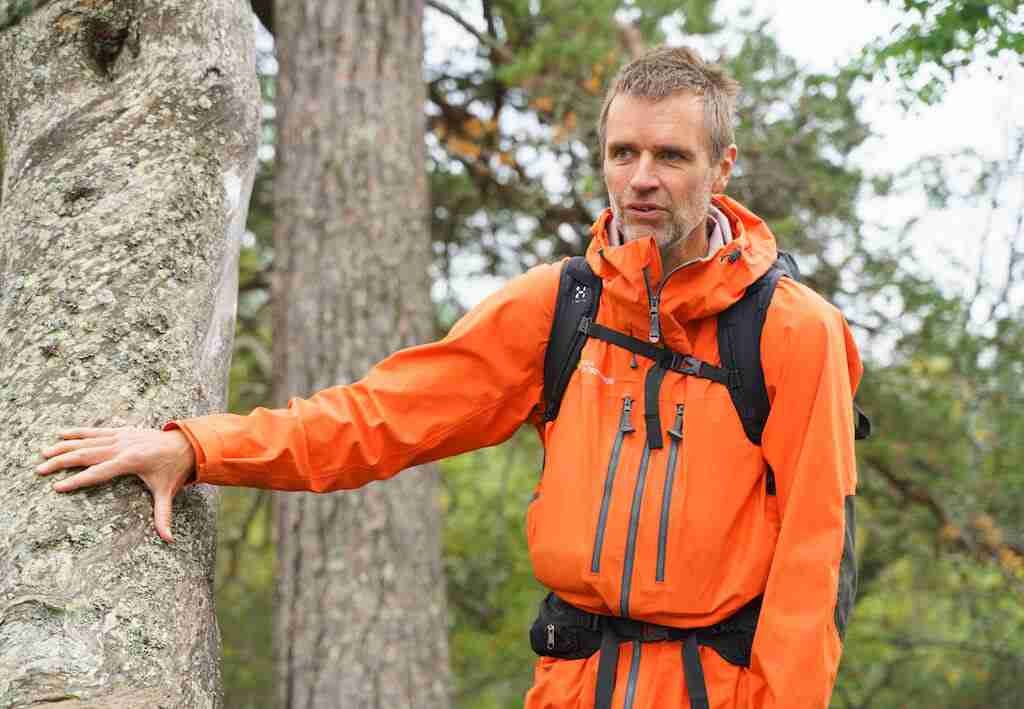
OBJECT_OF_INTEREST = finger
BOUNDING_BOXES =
[51,459,128,492]
[41,436,117,459]
[37,446,117,476]
[59,427,128,440]
[153,489,175,544]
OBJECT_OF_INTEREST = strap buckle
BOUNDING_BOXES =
[640,623,670,642]
[669,353,702,377]
[578,316,592,335]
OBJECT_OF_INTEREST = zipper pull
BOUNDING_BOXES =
[620,396,636,433]
[627,328,638,368]
[668,404,684,441]
[641,267,661,343]
[546,624,556,650]
[648,294,661,343]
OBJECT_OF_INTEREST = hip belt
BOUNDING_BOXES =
[529,593,762,709]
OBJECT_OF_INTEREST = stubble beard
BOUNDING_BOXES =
[612,185,712,273]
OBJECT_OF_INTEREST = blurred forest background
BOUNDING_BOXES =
[216,1,1024,707]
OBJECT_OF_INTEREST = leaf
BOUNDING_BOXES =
[446,136,483,161]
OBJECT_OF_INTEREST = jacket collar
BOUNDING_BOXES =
[585,195,778,324]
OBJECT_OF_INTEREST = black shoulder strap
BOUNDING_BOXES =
[717,255,792,446]
[542,257,602,422]
[718,250,871,445]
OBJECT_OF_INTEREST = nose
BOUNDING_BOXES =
[628,152,658,192]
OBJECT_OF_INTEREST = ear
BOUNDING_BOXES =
[711,144,738,193]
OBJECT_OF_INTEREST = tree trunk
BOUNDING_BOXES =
[272,1,450,706]
[0,1,259,706]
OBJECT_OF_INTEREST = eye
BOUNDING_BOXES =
[610,146,634,160]
[659,150,687,162]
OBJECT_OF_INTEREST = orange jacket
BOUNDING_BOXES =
[173,195,862,708]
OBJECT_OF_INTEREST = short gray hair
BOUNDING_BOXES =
[597,46,740,162]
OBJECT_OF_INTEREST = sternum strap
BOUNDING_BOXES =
[580,318,733,449]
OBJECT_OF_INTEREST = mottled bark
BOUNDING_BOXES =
[0,1,260,707]
[272,1,450,707]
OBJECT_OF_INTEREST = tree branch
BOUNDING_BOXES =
[425,0,513,63]
[864,453,1024,561]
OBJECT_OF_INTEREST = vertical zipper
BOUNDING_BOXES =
[619,445,651,617]
[644,242,731,344]
[622,640,642,709]
[641,268,661,343]
[656,404,685,582]
[591,396,635,573]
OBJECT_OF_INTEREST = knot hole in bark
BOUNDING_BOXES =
[85,16,131,78]
[59,182,100,217]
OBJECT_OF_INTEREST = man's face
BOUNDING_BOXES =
[603,92,736,266]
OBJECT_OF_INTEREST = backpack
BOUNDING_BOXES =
[541,253,871,459]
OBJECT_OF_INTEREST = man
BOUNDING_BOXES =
[38,47,862,708]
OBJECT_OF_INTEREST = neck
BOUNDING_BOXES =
[659,218,710,275]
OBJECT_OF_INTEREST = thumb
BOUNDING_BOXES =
[153,489,175,544]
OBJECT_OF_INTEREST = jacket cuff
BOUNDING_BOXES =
[163,418,220,485]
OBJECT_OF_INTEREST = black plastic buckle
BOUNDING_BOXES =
[670,353,702,377]
[578,316,592,335]
[641,623,670,642]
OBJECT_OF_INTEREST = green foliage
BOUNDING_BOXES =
[216,489,276,709]
[861,0,1024,103]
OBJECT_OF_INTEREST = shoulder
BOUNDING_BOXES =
[446,259,566,341]
[764,276,845,342]
[760,276,853,380]
[505,259,566,301]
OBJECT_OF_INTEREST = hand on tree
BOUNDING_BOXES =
[37,428,197,544]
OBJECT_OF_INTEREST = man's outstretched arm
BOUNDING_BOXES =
[37,261,561,541]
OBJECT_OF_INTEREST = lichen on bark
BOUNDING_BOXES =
[0,1,260,706]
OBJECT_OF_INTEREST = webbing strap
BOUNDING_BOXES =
[595,626,620,709]
[682,634,710,709]
[644,365,670,449]
[593,620,711,709]
[580,318,731,385]
[580,317,733,449]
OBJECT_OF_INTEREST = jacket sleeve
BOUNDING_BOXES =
[749,277,863,708]
[167,262,561,492]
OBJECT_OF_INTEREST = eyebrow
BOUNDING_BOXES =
[653,144,695,157]
[606,141,695,158]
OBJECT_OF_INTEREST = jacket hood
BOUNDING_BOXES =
[585,194,778,325]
